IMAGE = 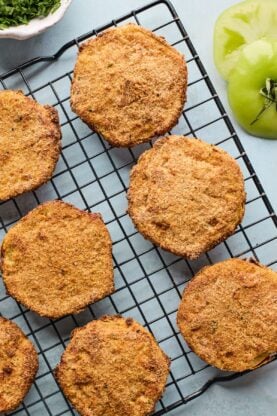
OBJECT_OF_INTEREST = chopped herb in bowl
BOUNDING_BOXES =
[0,0,61,30]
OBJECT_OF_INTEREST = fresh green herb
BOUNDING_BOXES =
[250,78,277,125]
[0,0,61,30]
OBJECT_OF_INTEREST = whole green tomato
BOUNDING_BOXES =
[214,0,277,80]
[228,38,277,139]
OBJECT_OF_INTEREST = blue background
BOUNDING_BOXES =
[0,1,276,415]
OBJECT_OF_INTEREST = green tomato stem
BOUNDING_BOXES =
[250,78,277,125]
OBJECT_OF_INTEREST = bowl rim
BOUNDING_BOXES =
[0,0,72,40]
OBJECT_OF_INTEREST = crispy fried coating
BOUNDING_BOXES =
[0,90,61,201]
[0,201,114,319]
[56,316,170,416]
[0,317,38,412]
[128,136,245,259]
[177,258,277,372]
[71,24,187,147]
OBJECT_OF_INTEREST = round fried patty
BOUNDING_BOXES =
[71,24,187,147]
[177,258,277,372]
[128,136,245,259]
[0,317,38,412]
[1,201,114,319]
[0,90,61,201]
[56,316,170,416]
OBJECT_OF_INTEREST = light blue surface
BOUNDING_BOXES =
[0,1,276,415]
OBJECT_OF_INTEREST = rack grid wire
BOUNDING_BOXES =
[0,1,276,415]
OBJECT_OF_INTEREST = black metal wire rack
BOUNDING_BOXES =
[0,1,276,415]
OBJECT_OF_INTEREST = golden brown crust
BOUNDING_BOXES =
[71,24,187,147]
[177,258,277,372]
[128,135,245,259]
[0,200,114,319]
[0,317,38,413]
[56,315,170,416]
[0,90,61,201]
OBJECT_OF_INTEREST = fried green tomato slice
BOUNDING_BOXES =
[0,90,61,201]
[71,24,187,147]
[128,136,245,259]
[0,317,38,413]
[56,316,170,416]
[177,258,277,372]
[1,201,114,319]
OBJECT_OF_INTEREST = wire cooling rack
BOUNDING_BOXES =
[0,1,277,415]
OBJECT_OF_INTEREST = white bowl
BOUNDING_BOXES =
[0,0,72,40]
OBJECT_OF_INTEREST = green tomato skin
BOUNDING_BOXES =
[214,0,277,80]
[228,39,277,139]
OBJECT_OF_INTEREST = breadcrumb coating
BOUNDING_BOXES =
[71,24,187,147]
